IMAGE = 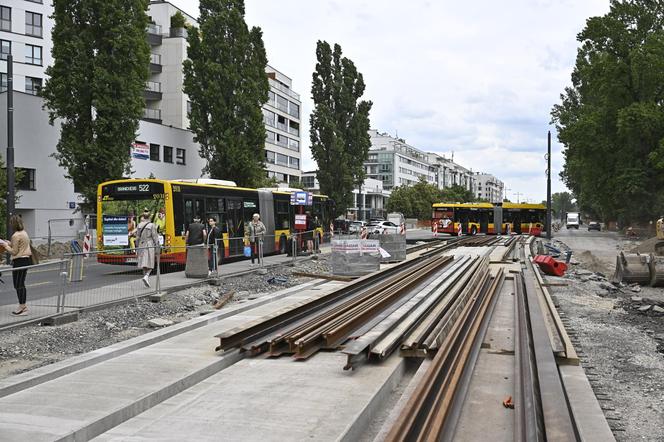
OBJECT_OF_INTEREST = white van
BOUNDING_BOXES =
[566,212,580,229]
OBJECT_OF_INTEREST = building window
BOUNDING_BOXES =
[25,44,42,65]
[288,138,299,151]
[25,12,42,37]
[17,168,36,191]
[150,143,160,161]
[263,109,275,127]
[0,73,6,92]
[0,7,10,32]
[25,76,41,95]
[265,130,276,143]
[288,120,299,136]
[164,146,173,163]
[302,176,314,188]
[288,101,299,118]
[176,148,186,165]
[289,157,299,169]
[276,95,288,112]
[265,150,275,164]
[0,40,10,61]
[276,153,289,167]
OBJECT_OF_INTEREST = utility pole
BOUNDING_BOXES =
[6,54,14,247]
[514,192,522,204]
[546,130,552,240]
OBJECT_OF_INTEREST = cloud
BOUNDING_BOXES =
[167,0,610,202]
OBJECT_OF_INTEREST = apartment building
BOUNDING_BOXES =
[146,1,302,184]
[474,173,505,203]
[0,1,301,238]
[0,0,52,95]
[426,152,476,193]
[365,130,437,190]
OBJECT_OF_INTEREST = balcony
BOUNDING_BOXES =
[149,53,162,73]
[144,81,162,101]
[146,24,163,46]
[169,27,188,38]
[269,78,300,100]
[142,108,162,124]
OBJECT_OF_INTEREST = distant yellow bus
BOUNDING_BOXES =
[432,202,546,236]
[96,178,333,265]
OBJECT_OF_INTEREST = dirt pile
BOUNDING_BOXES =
[630,236,662,255]
[576,250,612,274]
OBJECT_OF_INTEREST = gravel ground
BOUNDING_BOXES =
[545,229,664,441]
[0,256,330,380]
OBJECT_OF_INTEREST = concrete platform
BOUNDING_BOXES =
[0,280,345,441]
[93,352,409,442]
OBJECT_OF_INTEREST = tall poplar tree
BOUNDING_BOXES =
[552,0,664,223]
[310,41,372,216]
[42,0,150,208]
[183,0,269,187]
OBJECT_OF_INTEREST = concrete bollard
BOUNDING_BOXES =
[185,245,208,278]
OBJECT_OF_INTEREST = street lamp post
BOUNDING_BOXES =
[5,54,14,251]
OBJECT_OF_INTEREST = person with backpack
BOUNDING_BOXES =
[136,212,160,288]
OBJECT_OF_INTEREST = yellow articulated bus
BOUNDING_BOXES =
[96,178,333,265]
[432,202,546,236]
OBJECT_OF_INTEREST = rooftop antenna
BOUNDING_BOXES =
[451,150,455,162]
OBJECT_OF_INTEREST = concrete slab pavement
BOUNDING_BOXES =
[0,280,345,441]
[93,352,408,442]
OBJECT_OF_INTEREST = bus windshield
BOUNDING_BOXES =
[100,182,166,249]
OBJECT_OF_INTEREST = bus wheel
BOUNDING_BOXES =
[471,226,477,235]
[279,234,287,254]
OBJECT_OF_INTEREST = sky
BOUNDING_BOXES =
[168,0,610,203]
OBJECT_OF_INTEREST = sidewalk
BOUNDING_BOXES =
[0,245,330,330]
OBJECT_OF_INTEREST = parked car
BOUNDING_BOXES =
[587,221,601,231]
[367,221,399,235]
[348,221,366,234]
[333,219,351,234]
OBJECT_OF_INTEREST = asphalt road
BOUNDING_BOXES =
[0,259,145,307]
[552,225,621,266]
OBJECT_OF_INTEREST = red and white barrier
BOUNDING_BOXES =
[360,226,368,239]
[330,222,334,237]
[432,221,438,238]
[400,223,406,235]
[457,223,463,236]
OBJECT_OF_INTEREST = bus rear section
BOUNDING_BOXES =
[97,180,170,265]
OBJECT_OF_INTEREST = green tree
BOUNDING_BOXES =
[550,191,578,221]
[386,178,443,220]
[184,0,269,187]
[42,0,150,208]
[441,185,475,203]
[552,0,664,224]
[310,41,372,216]
[170,11,187,29]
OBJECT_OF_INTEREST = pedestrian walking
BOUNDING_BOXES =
[248,213,266,265]
[207,216,222,275]
[0,215,33,315]
[136,212,160,288]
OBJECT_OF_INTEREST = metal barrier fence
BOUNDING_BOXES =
[0,231,333,328]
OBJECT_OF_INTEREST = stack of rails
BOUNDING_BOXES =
[384,266,505,441]
[216,249,458,360]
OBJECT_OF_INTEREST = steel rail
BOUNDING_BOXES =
[514,273,542,442]
[291,256,454,358]
[384,268,504,441]
[341,256,473,369]
[215,252,439,352]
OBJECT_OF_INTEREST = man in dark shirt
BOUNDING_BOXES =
[206,216,222,273]
[185,215,206,246]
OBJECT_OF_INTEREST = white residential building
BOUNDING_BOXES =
[474,173,505,203]
[426,152,476,193]
[0,0,52,95]
[365,130,437,190]
[146,1,302,184]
